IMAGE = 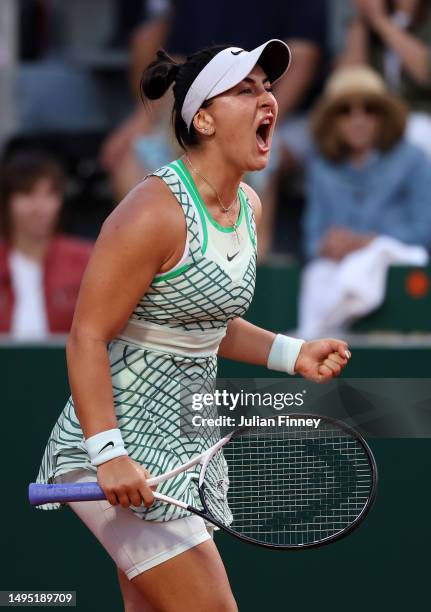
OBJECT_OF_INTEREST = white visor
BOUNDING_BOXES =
[181,39,291,130]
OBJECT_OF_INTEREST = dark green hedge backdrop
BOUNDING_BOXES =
[2,343,430,611]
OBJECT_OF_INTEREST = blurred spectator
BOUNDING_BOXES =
[327,0,358,57]
[6,1,154,241]
[99,0,172,197]
[304,65,431,260]
[339,0,431,157]
[100,0,329,262]
[298,65,431,336]
[0,152,93,339]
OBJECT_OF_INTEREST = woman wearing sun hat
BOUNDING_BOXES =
[303,64,431,262]
[34,40,351,610]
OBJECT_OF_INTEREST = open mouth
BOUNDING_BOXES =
[256,117,273,151]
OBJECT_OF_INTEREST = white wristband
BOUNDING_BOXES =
[84,428,128,467]
[267,334,305,375]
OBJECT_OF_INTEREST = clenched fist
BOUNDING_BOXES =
[295,338,351,383]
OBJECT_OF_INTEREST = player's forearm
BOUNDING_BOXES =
[218,318,276,366]
[372,15,431,86]
[66,330,117,439]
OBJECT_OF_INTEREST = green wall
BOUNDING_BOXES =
[2,344,430,611]
[247,264,431,333]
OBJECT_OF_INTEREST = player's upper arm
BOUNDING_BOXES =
[70,177,184,342]
[240,181,262,230]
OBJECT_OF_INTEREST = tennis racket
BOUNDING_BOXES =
[29,414,377,549]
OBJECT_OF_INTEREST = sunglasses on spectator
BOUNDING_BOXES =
[334,101,383,117]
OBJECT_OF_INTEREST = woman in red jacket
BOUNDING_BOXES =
[0,152,93,338]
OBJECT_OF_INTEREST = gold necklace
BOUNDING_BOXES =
[184,155,241,243]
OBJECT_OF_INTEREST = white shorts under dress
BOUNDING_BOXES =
[57,469,214,579]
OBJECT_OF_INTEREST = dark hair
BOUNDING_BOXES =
[0,151,65,240]
[140,46,230,150]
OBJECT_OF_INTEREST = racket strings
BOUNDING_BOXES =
[203,424,374,546]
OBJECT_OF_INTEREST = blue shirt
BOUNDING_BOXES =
[303,141,431,259]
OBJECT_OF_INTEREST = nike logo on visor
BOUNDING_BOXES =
[231,50,245,56]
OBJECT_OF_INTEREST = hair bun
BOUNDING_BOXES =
[141,49,181,101]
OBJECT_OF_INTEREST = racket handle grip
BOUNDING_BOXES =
[28,482,106,505]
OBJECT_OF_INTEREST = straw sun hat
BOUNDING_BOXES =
[311,65,407,161]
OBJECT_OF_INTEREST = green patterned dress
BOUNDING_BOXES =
[35,158,257,522]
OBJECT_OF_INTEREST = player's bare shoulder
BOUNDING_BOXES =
[106,176,183,231]
[100,175,185,255]
[240,181,262,227]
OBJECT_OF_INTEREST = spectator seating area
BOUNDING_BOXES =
[3,132,113,240]
[248,264,431,333]
[2,0,431,337]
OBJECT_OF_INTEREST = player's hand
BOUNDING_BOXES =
[97,455,156,508]
[294,339,351,383]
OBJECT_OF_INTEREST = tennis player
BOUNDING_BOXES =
[35,40,351,611]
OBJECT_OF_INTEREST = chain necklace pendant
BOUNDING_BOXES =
[184,155,241,244]
[226,209,241,245]
[184,155,238,214]
[232,219,241,245]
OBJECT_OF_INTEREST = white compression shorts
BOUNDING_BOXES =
[55,469,213,580]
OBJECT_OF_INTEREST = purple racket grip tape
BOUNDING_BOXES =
[28,482,106,505]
